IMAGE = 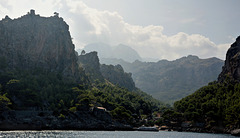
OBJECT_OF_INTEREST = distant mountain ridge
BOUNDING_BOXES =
[77,43,142,63]
[101,55,224,103]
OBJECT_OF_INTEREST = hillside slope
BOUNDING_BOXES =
[174,36,240,133]
[101,55,223,103]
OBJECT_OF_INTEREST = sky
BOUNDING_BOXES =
[0,0,239,60]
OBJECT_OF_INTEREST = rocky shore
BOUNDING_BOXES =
[0,108,132,131]
[166,126,240,136]
[1,109,240,136]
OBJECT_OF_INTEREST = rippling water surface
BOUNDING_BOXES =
[0,131,235,138]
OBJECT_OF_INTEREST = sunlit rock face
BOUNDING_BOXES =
[218,36,240,82]
[0,10,80,80]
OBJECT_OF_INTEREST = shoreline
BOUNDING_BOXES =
[1,127,238,136]
[0,129,236,136]
[0,127,232,134]
[0,110,238,136]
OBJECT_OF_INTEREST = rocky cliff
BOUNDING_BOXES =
[78,52,104,82]
[218,36,240,82]
[78,51,136,91]
[100,64,136,91]
[0,10,79,80]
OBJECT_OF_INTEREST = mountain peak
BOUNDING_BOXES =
[186,55,199,59]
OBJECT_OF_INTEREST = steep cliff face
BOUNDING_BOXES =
[100,64,136,91]
[0,10,79,79]
[218,36,240,82]
[78,52,104,82]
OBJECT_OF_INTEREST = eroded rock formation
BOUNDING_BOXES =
[218,36,240,82]
[78,51,104,82]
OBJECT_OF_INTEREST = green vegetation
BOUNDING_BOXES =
[0,94,12,112]
[0,68,164,125]
[174,80,240,129]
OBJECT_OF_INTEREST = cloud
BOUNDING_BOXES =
[0,0,11,15]
[0,0,57,18]
[54,0,229,60]
[0,0,230,60]
[215,43,230,60]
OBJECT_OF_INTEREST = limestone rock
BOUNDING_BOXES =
[100,64,136,91]
[218,36,240,82]
[0,10,80,80]
[78,51,104,82]
[78,51,136,90]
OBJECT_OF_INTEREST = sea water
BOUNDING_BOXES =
[0,130,234,138]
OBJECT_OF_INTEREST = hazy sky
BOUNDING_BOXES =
[0,0,239,60]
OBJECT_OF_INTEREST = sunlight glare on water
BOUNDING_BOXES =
[0,131,235,138]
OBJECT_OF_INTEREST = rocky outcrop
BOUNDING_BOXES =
[100,64,136,91]
[0,10,80,80]
[218,36,240,82]
[78,51,136,91]
[78,52,104,82]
